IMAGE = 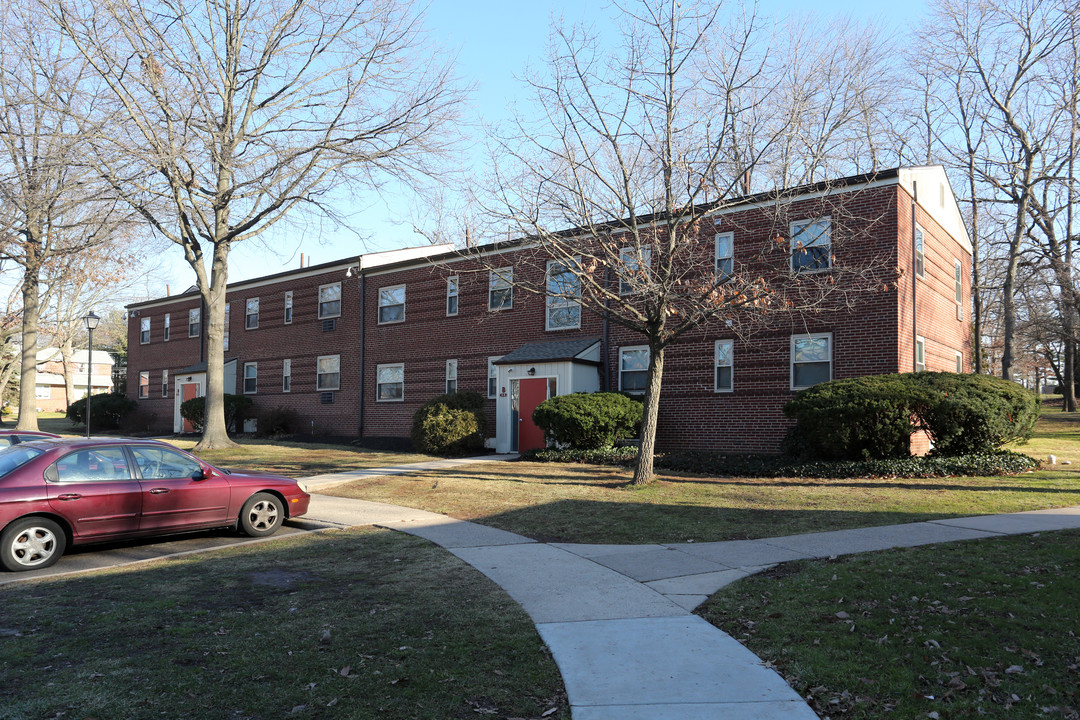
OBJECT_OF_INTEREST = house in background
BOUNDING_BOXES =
[125,166,972,452]
[35,349,115,413]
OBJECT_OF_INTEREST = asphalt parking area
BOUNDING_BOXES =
[0,518,336,585]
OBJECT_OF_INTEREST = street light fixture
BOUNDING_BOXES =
[82,311,100,438]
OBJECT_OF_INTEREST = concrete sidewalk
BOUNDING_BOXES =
[304,489,1080,720]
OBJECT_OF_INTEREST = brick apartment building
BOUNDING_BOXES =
[34,349,116,413]
[126,166,972,453]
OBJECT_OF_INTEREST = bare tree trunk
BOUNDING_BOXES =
[60,338,76,408]
[195,242,235,450]
[632,344,664,486]
[15,262,41,431]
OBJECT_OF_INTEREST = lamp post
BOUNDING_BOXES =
[82,311,100,438]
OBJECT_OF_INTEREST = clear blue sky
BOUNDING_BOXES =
[157,0,928,294]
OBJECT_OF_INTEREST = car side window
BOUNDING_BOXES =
[54,448,133,483]
[130,447,203,480]
[0,437,13,448]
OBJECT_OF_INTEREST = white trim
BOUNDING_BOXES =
[318,282,342,320]
[489,268,513,310]
[791,333,833,390]
[445,358,458,394]
[376,362,404,402]
[618,345,649,394]
[138,371,149,398]
[545,258,581,331]
[161,369,169,398]
[163,313,170,342]
[955,350,963,374]
[914,224,926,278]
[954,259,963,320]
[446,276,459,317]
[317,354,340,391]
[284,291,294,324]
[245,297,260,329]
[282,358,292,392]
[714,231,734,283]
[243,362,258,394]
[916,336,926,372]
[188,308,201,338]
[714,339,733,393]
[488,356,501,398]
[377,284,406,325]
[790,217,832,273]
[139,317,151,345]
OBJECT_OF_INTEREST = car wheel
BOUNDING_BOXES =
[1,517,67,572]
[239,493,283,537]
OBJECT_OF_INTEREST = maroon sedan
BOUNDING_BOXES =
[0,438,310,571]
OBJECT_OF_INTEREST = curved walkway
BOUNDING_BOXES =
[303,464,1080,720]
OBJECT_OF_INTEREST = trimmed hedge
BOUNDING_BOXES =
[784,372,1040,460]
[179,393,253,433]
[411,391,487,456]
[522,446,1040,479]
[532,392,643,450]
[66,392,136,430]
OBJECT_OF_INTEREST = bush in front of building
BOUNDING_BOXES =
[179,393,253,433]
[254,405,302,438]
[532,392,643,450]
[411,391,488,456]
[66,392,137,430]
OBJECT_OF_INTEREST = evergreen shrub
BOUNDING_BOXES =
[411,391,487,455]
[532,392,643,450]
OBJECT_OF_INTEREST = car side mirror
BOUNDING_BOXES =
[193,468,208,481]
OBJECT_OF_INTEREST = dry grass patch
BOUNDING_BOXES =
[163,438,431,477]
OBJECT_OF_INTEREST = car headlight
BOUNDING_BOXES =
[296,479,309,493]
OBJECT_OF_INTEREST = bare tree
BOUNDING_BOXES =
[53,0,464,448]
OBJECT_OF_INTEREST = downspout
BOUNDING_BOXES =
[911,181,918,372]
[357,267,366,438]
[602,267,611,391]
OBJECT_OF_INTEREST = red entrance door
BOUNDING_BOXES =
[181,383,199,432]
[517,378,550,452]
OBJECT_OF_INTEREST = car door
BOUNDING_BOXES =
[131,446,231,532]
[46,447,142,540]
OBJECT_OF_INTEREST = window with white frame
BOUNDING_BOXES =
[284,291,293,324]
[35,385,51,400]
[791,333,832,389]
[138,371,149,398]
[955,259,963,320]
[714,340,733,392]
[790,218,832,272]
[163,313,170,341]
[188,308,201,337]
[488,356,500,398]
[446,276,459,316]
[546,259,581,330]
[618,245,652,295]
[319,282,341,319]
[489,268,513,310]
[245,298,259,329]
[378,285,405,324]
[715,230,734,283]
[243,362,257,394]
[317,355,340,391]
[445,359,458,393]
[140,317,150,344]
[162,369,169,398]
[619,346,649,393]
[283,359,292,392]
[916,336,926,372]
[914,225,925,277]
[223,303,231,352]
[955,351,963,374]
[376,363,404,401]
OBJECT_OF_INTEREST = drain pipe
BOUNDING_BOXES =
[912,181,919,371]
[357,268,366,437]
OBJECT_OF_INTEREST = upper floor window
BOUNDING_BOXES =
[163,313,170,342]
[915,225,925,278]
[791,333,832,389]
[955,260,963,320]
[188,308,201,337]
[618,246,652,295]
[317,355,340,391]
[489,269,513,310]
[445,359,458,394]
[319,283,341,319]
[546,259,581,331]
[243,362,258,394]
[245,298,259,329]
[223,303,231,352]
[619,346,649,394]
[140,317,150,344]
[378,285,405,324]
[284,291,293,324]
[715,231,734,283]
[790,218,832,273]
[714,340,733,392]
[446,276,459,316]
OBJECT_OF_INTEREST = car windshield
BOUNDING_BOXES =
[0,445,43,478]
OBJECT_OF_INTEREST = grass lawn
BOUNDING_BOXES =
[165,438,432,477]
[0,527,568,720]
[698,531,1080,719]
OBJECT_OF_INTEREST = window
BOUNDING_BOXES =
[619,346,649,393]
[488,356,500,398]
[489,268,513,310]
[284,291,293,324]
[319,282,341,319]
[955,260,963,320]
[245,298,259,329]
[55,447,132,482]
[162,369,169,398]
[243,362,257,394]
[446,276,459,316]
[223,303,231,352]
[140,317,150,344]
[955,351,963,374]
[445,359,458,394]
[377,363,404,401]
[163,313,170,342]
[130,446,201,480]
[791,333,832,389]
[317,355,340,391]
[790,218,832,272]
[35,385,50,400]
[378,285,405,324]
[714,340,733,392]
[188,308,201,337]
[914,225,925,278]
[619,246,652,295]
[715,231,734,283]
[138,371,149,398]
[282,359,291,392]
[916,336,926,372]
[546,259,581,330]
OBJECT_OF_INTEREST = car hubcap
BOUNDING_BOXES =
[12,527,57,567]
[248,501,279,530]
